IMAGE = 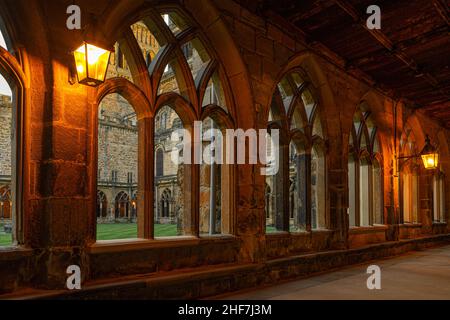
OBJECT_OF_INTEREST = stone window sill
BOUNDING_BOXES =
[88,235,237,254]
[432,221,447,226]
[0,246,33,261]
[265,231,290,238]
[311,228,333,234]
[399,223,422,228]
[266,229,333,239]
[349,225,388,234]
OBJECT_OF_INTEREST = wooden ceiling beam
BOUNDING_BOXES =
[288,0,335,23]
[332,0,450,103]
[432,0,450,26]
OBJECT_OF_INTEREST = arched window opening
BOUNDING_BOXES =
[348,107,384,227]
[97,93,138,240]
[433,172,446,223]
[96,191,108,219]
[199,116,232,236]
[0,36,15,246]
[154,106,188,237]
[266,68,326,234]
[399,128,419,224]
[96,6,235,241]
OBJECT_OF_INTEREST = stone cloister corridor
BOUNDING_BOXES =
[219,245,450,300]
[0,0,449,300]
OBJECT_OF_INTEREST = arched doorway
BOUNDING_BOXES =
[161,189,171,220]
[0,186,11,220]
[115,191,130,219]
[97,191,108,219]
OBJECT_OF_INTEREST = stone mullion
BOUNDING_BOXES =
[276,143,289,231]
[297,153,311,231]
[187,123,199,237]
[355,158,361,227]
[398,172,404,224]
[368,164,374,226]
[138,116,154,239]
[419,171,434,233]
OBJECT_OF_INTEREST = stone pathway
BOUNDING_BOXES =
[221,245,450,300]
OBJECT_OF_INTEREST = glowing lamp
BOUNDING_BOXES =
[420,135,439,170]
[73,42,111,87]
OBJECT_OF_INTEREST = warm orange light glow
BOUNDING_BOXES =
[420,135,439,170]
[73,42,111,87]
[421,153,439,170]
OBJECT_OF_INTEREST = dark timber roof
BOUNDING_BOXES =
[235,0,450,128]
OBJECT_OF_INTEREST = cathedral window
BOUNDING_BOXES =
[265,69,328,233]
[0,23,23,247]
[348,103,384,227]
[96,6,235,241]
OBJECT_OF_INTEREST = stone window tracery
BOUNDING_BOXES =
[0,23,23,247]
[265,68,327,233]
[348,103,384,227]
[96,6,235,240]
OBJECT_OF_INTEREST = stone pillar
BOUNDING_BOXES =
[419,172,434,234]
[274,145,286,231]
[297,153,311,231]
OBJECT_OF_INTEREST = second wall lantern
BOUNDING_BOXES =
[73,42,111,87]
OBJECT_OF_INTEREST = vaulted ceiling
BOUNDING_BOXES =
[235,0,450,128]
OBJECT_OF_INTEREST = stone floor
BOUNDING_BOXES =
[220,245,450,300]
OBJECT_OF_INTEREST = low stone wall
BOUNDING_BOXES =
[266,230,334,258]
[348,225,388,248]
[4,233,447,300]
[87,237,241,280]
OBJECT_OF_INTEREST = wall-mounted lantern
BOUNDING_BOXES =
[73,42,111,87]
[420,135,439,170]
[397,134,439,172]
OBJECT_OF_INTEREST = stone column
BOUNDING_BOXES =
[297,153,311,231]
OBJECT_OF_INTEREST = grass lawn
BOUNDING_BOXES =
[2,224,280,244]
[96,223,178,240]
[0,233,12,246]
[0,223,12,246]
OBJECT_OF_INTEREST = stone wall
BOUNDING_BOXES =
[0,0,448,297]
[0,95,11,177]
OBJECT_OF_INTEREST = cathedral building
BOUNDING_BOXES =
[0,0,449,300]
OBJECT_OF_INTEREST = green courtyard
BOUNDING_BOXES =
[0,223,179,246]
[0,223,279,246]
[96,223,178,240]
[0,232,11,246]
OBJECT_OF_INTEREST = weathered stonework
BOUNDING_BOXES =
[0,0,448,299]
